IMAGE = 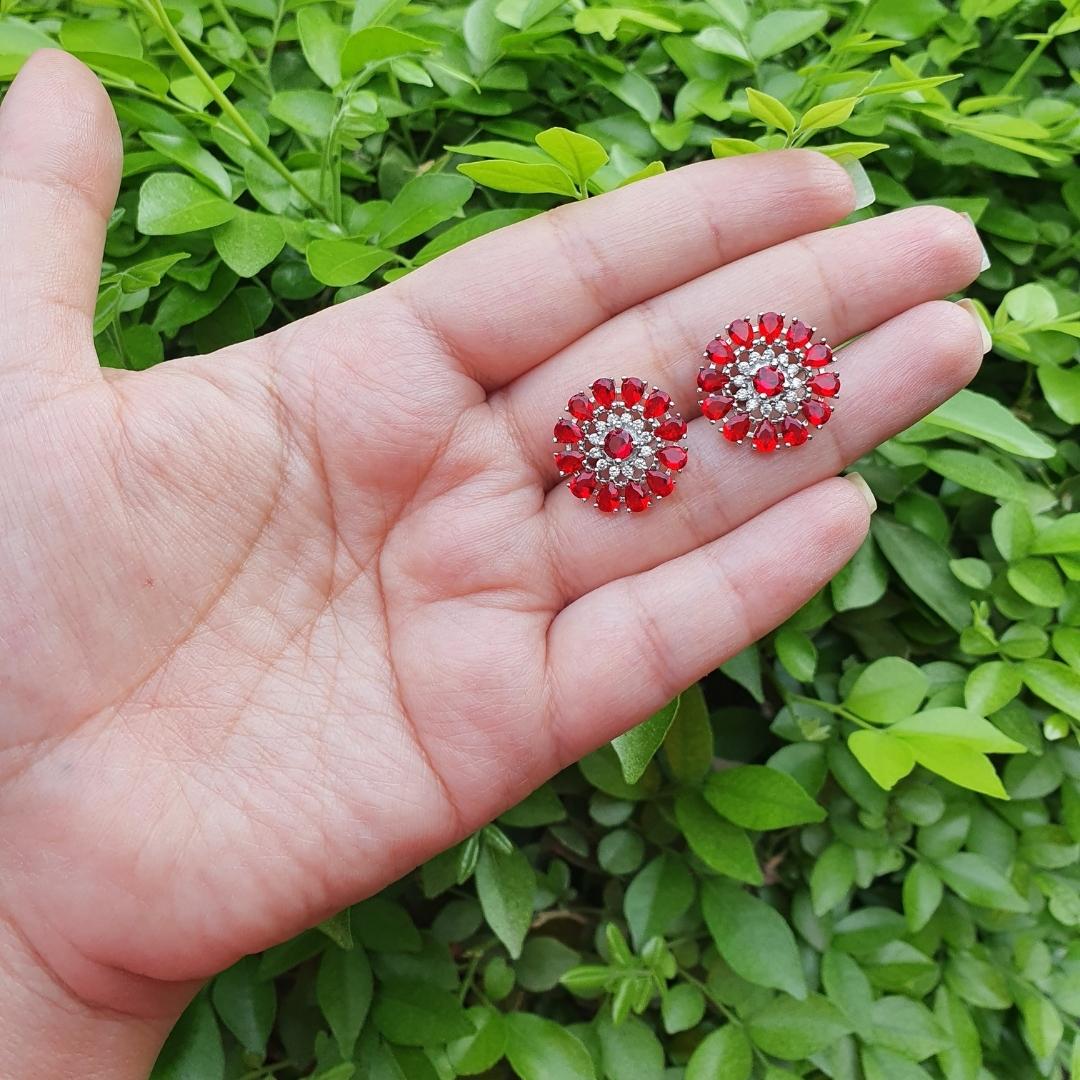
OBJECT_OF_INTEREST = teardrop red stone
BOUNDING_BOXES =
[758,312,784,343]
[567,393,593,421]
[701,394,734,421]
[722,413,751,442]
[804,343,832,368]
[553,419,583,443]
[780,416,808,446]
[656,445,688,471]
[621,377,646,406]
[729,318,753,348]
[802,399,832,427]
[697,368,728,394]
[706,338,735,364]
[643,390,671,419]
[646,469,675,497]
[809,372,840,397]
[555,450,586,474]
[569,471,597,499]
[591,378,616,407]
[656,418,687,441]
[624,482,650,513]
[786,320,813,348]
[596,482,620,513]
[752,419,778,453]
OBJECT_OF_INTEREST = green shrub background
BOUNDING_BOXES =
[3,0,1080,1076]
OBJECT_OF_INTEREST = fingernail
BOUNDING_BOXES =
[959,211,992,272]
[838,158,875,211]
[844,472,877,513]
[956,298,993,354]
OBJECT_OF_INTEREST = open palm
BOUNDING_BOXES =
[0,52,988,1075]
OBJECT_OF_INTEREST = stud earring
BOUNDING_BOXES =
[554,377,688,513]
[697,313,839,452]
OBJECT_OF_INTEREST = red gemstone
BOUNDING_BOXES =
[780,416,808,446]
[697,367,728,394]
[624,482,650,513]
[752,365,785,397]
[722,413,751,442]
[596,482,620,513]
[604,428,634,460]
[809,372,840,397]
[786,320,813,348]
[656,445,688,471]
[555,450,585,474]
[803,399,831,427]
[592,378,616,407]
[643,390,671,419]
[569,471,597,499]
[752,419,778,453]
[646,469,675,497]
[706,338,735,364]
[701,394,734,421]
[758,312,784,343]
[553,419,583,443]
[656,418,687,441]
[804,343,832,368]
[729,318,753,348]
[621,377,646,406]
[567,393,593,421]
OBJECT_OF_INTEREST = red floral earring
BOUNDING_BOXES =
[697,313,840,452]
[554,377,688,513]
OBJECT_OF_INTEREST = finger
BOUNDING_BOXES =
[540,299,986,602]
[0,50,121,389]
[502,204,986,482]
[389,151,856,390]
[545,475,874,755]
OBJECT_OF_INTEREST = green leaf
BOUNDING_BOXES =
[457,159,577,196]
[372,981,474,1046]
[799,96,859,133]
[868,996,949,1060]
[1031,514,1080,555]
[902,862,944,932]
[747,994,853,1059]
[137,173,236,235]
[685,1024,752,1080]
[297,5,346,86]
[662,984,706,1035]
[624,853,694,951]
[1038,365,1080,425]
[378,173,474,247]
[934,852,1028,912]
[141,131,231,199]
[352,897,421,952]
[844,657,929,724]
[965,661,1022,716]
[504,1013,595,1080]
[1007,557,1065,608]
[534,127,608,188]
[597,1013,664,1080]
[675,791,763,884]
[749,9,828,59]
[213,211,285,277]
[864,0,945,38]
[923,390,1055,459]
[151,997,224,1080]
[307,240,393,287]
[341,26,439,76]
[744,87,796,134]
[809,842,855,916]
[1021,660,1080,720]
[831,535,888,612]
[414,208,537,265]
[447,1006,506,1076]
[268,89,337,139]
[210,957,274,1056]
[848,730,916,790]
[872,516,973,631]
[663,682,713,784]
[993,502,1035,561]
[702,880,807,999]
[924,449,1021,499]
[475,843,535,958]
[889,707,1026,753]
[704,765,826,828]
[612,696,680,784]
[316,946,373,1058]
[516,937,580,992]
[774,627,817,682]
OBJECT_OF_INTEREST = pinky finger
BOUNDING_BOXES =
[546,475,876,757]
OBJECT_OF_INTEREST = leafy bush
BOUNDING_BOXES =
[4,0,1079,1076]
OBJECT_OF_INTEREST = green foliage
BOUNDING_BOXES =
[6,0,1080,1074]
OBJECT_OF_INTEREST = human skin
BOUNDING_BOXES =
[0,50,990,1077]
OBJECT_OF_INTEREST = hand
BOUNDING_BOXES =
[0,51,988,1076]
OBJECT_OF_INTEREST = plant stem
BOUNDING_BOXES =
[1001,1,1078,96]
[139,0,333,220]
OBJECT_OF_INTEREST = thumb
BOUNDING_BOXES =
[0,50,121,392]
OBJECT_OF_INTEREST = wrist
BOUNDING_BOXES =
[0,914,179,1080]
